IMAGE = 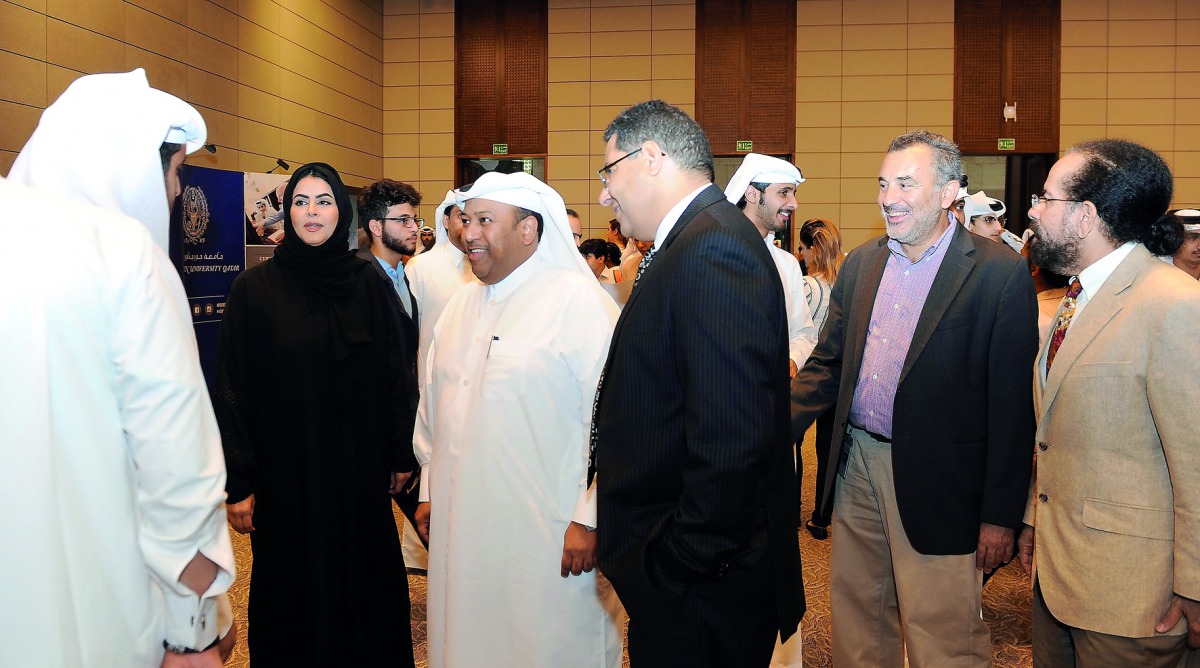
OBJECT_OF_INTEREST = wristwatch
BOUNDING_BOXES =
[163,640,201,655]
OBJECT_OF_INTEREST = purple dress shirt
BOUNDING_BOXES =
[847,223,956,438]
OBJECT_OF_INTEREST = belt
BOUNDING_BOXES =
[849,423,892,444]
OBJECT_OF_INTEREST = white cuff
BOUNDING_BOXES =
[162,592,219,652]
[418,464,431,503]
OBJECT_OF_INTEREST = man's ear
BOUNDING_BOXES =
[744,185,759,204]
[519,215,538,245]
[369,219,383,239]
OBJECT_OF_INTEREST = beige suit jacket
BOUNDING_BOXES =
[1026,244,1200,638]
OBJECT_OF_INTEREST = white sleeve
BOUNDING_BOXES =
[783,259,817,367]
[112,241,235,651]
[570,284,621,528]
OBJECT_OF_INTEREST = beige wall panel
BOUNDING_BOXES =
[1107,98,1174,125]
[384,62,420,86]
[841,125,906,152]
[1174,151,1200,180]
[418,11,452,38]
[8,0,46,11]
[799,51,843,76]
[549,32,592,58]
[238,17,281,62]
[281,11,349,65]
[1177,99,1200,121]
[552,155,593,180]
[842,50,907,76]
[906,74,951,100]
[1107,0,1174,21]
[550,179,595,209]
[794,152,840,179]
[1061,72,1107,99]
[797,101,843,128]
[1182,21,1200,46]
[239,51,282,96]
[651,54,692,78]
[839,151,880,178]
[418,131,452,156]
[344,46,386,83]
[188,67,239,114]
[422,84,452,109]
[384,109,419,131]
[908,0,954,23]
[239,82,282,125]
[187,0,237,45]
[1179,46,1200,72]
[1060,0,1107,21]
[338,0,385,37]
[419,36,453,61]
[47,19,126,73]
[1103,124,1175,150]
[1176,125,1200,150]
[1183,2,1200,20]
[346,24,384,61]
[0,2,47,60]
[549,7,590,33]
[841,0,906,23]
[842,24,907,50]
[1061,46,1108,73]
[48,0,124,38]
[842,101,897,126]
[298,0,350,42]
[239,117,282,157]
[383,14,420,38]
[797,25,843,51]
[549,57,592,82]
[650,4,693,29]
[384,85,420,110]
[906,99,951,127]
[797,0,843,26]
[1175,178,1200,207]
[384,133,419,156]
[189,30,239,80]
[418,60,453,84]
[907,48,951,75]
[416,156,451,181]
[651,78,693,105]
[383,156,420,178]
[346,124,382,154]
[906,22,944,50]
[0,52,47,108]
[282,99,320,135]
[385,37,420,63]
[549,82,591,106]
[590,6,651,32]
[127,48,189,99]
[1058,123,1106,149]
[1060,98,1108,126]
[1106,46,1175,73]
[550,106,592,131]
[796,127,842,153]
[797,76,842,103]
[1061,20,1108,47]
[591,31,651,57]
[652,29,694,55]
[46,64,81,104]
[0,100,43,154]
[239,0,280,29]
[549,130,593,156]
[418,108,452,134]
[841,74,907,102]
[591,80,653,107]
[590,105,630,131]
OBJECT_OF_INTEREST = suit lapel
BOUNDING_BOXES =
[1039,246,1145,417]
[898,225,975,386]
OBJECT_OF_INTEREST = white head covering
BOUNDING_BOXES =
[1174,208,1200,232]
[432,189,457,246]
[964,190,1006,224]
[456,171,595,279]
[722,153,805,205]
[8,69,207,253]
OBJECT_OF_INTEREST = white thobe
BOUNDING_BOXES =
[414,254,622,668]
[0,179,235,666]
[402,241,477,568]
[768,239,818,368]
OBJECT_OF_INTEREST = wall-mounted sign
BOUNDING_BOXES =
[997,138,1016,151]
[493,143,509,155]
[736,140,753,152]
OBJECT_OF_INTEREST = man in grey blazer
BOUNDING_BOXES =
[1017,139,1200,666]
[790,130,1039,666]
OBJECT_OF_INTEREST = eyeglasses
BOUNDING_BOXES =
[381,216,424,229]
[1030,194,1082,209]
[597,148,643,186]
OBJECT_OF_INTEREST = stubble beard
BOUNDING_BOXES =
[382,225,416,256]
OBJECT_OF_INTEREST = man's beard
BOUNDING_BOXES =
[382,225,415,256]
[1028,224,1081,276]
[884,203,941,246]
[757,199,787,235]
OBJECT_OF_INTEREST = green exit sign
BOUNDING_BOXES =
[736,140,753,152]
[492,143,508,155]
[997,138,1015,151]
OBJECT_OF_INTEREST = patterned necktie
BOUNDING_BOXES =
[1046,277,1083,371]
[634,244,657,286]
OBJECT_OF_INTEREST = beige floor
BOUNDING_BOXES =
[223,427,1033,667]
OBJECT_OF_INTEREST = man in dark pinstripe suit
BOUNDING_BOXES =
[592,100,804,668]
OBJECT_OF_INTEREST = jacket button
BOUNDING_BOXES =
[1038,442,1049,451]
[1038,493,1049,502]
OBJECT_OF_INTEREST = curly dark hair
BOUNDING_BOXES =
[1063,139,1174,253]
[357,179,421,240]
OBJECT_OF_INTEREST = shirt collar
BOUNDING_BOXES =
[653,183,711,250]
[374,255,400,280]
[1075,241,1138,301]
[885,220,956,265]
[486,252,544,302]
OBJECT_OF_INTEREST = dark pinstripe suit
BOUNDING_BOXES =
[595,185,804,667]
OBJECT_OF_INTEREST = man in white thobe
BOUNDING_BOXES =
[0,69,235,666]
[413,172,623,668]
[725,153,818,376]
[400,190,477,569]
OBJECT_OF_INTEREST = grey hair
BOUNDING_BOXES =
[602,100,714,178]
[887,130,962,190]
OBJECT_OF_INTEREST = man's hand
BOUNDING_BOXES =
[217,619,237,662]
[560,522,597,578]
[389,471,412,494]
[976,521,1014,573]
[227,494,255,534]
[415,502,431,543]
[161,647,222,668]
[789,358,798,379]
[1017,524,1035,576]
[1155,595,1200,648]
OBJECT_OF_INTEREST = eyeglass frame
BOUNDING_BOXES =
[596,147,644,186]
[1030,194,1083,209]
[380,216,425,229]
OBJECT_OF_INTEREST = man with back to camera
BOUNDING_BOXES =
[593,99,803,667]
[789,129,1039,667]
[1016,139,1200,667]
[1,68,236,667]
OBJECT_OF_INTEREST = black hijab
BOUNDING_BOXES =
[273,162,366,296]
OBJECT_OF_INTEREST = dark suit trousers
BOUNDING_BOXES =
[625,557,778,668]
[807,406,836,527]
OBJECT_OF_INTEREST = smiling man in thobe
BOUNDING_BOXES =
[412,171,622,668]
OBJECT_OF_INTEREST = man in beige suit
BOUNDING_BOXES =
[1017,138,1200,666]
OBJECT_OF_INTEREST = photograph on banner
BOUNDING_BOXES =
[244,172,291,245]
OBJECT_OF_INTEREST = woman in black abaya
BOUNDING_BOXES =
[215,162,416,666]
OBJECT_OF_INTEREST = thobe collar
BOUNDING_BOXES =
[486,252,545,303]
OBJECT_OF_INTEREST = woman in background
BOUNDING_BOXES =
[797,218,845,540]
[215,162,416,667]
